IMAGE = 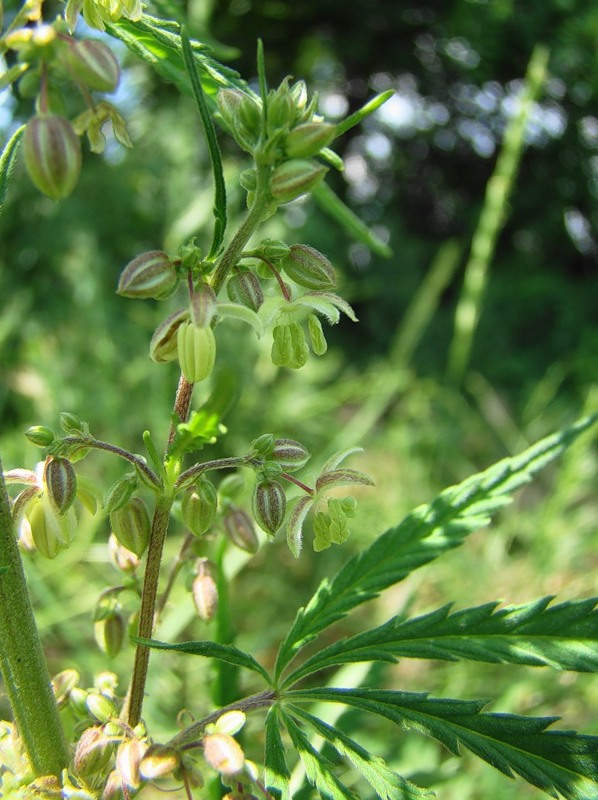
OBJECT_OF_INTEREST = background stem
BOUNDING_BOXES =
[0,452,68,777]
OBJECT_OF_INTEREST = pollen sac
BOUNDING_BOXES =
[23,114,82,201]
[64,39,121,93]
[271,322,309,369]
[202,733,245,777]
[109,497,150,557]
[27,493,77,559]
[44,457,77,515]
[270,438,310,471]
[308,313,328,355]
[139,744,181,781]
[252,479,286,537]
[74,726,115,779]
[181,478,218,537]
[192,569,219,623]
[281,244,337,290]
[226,270,264,312]
[285,122,336,158]
[117,250,179,300]
[270,159,328,204]
[177,322,216,384]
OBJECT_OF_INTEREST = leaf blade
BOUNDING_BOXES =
[0,125,25,214]
[265,706,291,800]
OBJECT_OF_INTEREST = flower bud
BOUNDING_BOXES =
[270,159,328,204]
[285,122,336,158]
[116,737,148,789]
[192,570,218,622]
[25,425,55,447]
[59,411,85,434]
[44,457,77,514]
[177,322,216,384]
[212,710,246,736]
[252,480,286,536]
[202,733,244,777]
[110,497,150,557]
[23,114,81,200]
[216,89,260,153]
[226,271,264,312]
[222,507,259,554]
[27,494,77,559]
[69,686,90,717]
[65,39,121,93]
[86,692,118,723]
[139,744,181,780]
[117,251,179,300]
[52,669,79,707]
[190,284,218,327]
[94,613,125,658]
[108,533,140,573]
[258,238,292,262]
[271,322,309,369]
[74,726,115,777]
[149,308,189,363]
[308,313,328,355]
[251,433,275,457]
[182,479,218,537]
[267,82,295,133]
[270,438,310,471]
[101,770,125,800]
[281,244,336,290]
[104,474,137,514]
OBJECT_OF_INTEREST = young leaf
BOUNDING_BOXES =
[0,125,25,215]
[335,90,395,137]
[181,27,227,259]
[284,597,598,686]
[278,707,357,799]
[265,707,291,800]
[288,705,434,800]
[133,636,271,683]
[274,414,598,681]
[288,687,598,800]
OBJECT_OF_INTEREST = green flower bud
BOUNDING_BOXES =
[285,122,336,158]
[140,744,181,781]
[289,80,308,114]
[23,114,81,200]
[24,425,55,447]
[267,79,295,132]
[69,686,90,717]
[218,474,245,502]
[192,570,218,622]
[94,613,125,658]
[27,494,77,559]
[182,479,218,537]
[270,159,328,204]
[86,692,118,723]
[223,507,259,554]
[65,39,121,92]
[104,474,137,514]
[270,438,310,471]
[202,733,244,777]
[216,88,260,153]
[177,322,216,384]
[226,271,264,312]
[44,456,77,514]
[51,669,79,707]
[74,726,115,777]
[251,433,275,457]
[149,308,189,363]
[239,168,257,191]
[117,251,179,300]
[110,497,150,557]
[308,313,328,355]
[252,479,286,536]
[258,238,292,262]
[281,244,337,290]
[271,322,309,369]
[59,411,85,435]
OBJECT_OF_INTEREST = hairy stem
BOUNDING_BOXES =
[0,453,69,777]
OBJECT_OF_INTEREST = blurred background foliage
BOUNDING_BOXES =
[1,0,598,796]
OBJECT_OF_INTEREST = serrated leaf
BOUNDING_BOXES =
[265,707,291,800]
[316,468,375,492]
[274,415,598,681]
[133,636,271,683]
[279,707,358,800]
[287,705,433,800]
[0,125,25,215]
[288,687,598,800]
[284,597,598,686]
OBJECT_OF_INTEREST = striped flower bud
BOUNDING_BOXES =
[223,507,259,554]
[226,271,264,312]
[271,322,309,369]
[270,438,310,471]
[140,744,181,781]
[258,239,291,262]
[177,322,216,384]
[110,497,150,557]
[285,122,336,158]
[251,433,275,457]
[25,425,55,447]
[270,159,328,204]
[182,479,218,537]
[116,737,148,790]
[74,726,115,777]
[149,308,189,363]
[27,494,77,559]
[23,114,81,200]
[202,733,244,777]
[281,244,337,290]
[94,613,125,658]
[308,313,328,355]
[86,692,118,723]
[104,474,137,515]
[65,39,121,93]
[117,251,179,300]
[252,480,286,536]
[44,457,77,514]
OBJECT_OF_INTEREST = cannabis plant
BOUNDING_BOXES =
[1,2,598,799]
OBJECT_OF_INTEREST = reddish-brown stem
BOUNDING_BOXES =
[281,472,314,495]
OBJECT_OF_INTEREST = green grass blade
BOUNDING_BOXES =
[0,125,25,215]
[181,27,227,258]
[275,414,598,683]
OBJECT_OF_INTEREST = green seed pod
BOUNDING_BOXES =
[285,122,336,158]
[117,250,179,300]
[74,726,115,778]
[223,507,259,554]
[270,159,328,204]
[177,322,216,384]
[281,244,337,290]
[182,479,218,537]
[25,425,55,447]
[27,494,77,559]
[226,271,264,312]
[140,744,181,781]
[110,497,150,557]
[65,39,121,92]
[94,613,125,658]
[271,323,309,369]
[202,733,245,777]
[270,438,311,471]
[44,457,77,514]
[252,479,286,536]
[308,313,328,355]
[149,308,189,363]
[23,114,81,200]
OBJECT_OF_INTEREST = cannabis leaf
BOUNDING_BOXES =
[265,707,291,800]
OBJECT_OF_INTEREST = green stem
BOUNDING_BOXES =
[0,453,69,777]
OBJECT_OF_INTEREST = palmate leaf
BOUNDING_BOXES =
[287,705,434,800]
[133,636,271,683]
[288,687,598,800]
[283,596,598,686]
[265,707,291,800]
[274,415,597,681]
